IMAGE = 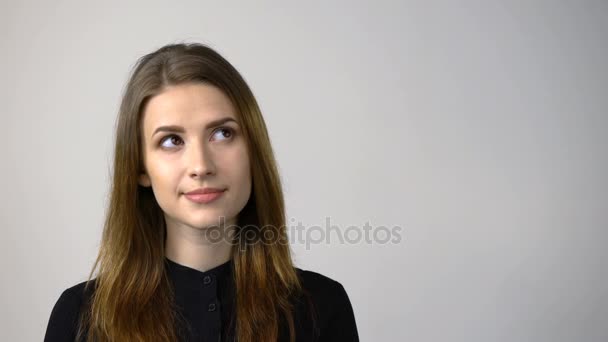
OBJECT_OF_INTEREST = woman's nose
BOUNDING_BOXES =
[187,141,216,178]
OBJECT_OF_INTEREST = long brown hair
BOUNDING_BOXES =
[78,42,302,341]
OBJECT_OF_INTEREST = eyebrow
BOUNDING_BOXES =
[152,117,238,138]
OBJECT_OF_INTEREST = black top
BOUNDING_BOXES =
[44,258,359,341]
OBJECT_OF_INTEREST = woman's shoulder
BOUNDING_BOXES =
[295,267,348,298]
[294,267,359,341]
[53,278,97,310]
[44,279,97,342]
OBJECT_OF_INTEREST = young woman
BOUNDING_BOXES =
[43,42,359,342]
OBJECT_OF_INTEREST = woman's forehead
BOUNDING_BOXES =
[142,83,238,130]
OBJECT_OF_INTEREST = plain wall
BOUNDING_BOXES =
[1,1,607,341]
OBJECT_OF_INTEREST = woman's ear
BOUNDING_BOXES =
[138,173,151,187]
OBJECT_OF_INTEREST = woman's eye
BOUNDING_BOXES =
[159,128,233,149]
[159,135,183,149]
[212,127,234,141]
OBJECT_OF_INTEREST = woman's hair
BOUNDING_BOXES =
[78,42,303,342]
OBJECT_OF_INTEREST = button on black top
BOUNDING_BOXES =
[44,257,360,342]
[164,257,230,341]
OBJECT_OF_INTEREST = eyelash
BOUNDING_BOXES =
[158,127,235,148]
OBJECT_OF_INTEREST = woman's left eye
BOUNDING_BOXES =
[159,135,183,149]
[212,127,234,141]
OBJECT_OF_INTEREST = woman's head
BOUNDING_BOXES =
[115,43,277,239]
[138,81,252,234]
[83,43,303,342]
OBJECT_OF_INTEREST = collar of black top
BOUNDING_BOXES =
[164,257,234,283]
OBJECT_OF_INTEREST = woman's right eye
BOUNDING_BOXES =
[160,135,183,149]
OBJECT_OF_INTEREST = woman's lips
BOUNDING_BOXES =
[184,190,225,204]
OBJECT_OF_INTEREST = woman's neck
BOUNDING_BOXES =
[164,218,234,272]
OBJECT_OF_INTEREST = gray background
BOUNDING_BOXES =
[1,1,607,341]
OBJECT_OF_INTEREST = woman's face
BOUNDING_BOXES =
[138,82,251,232]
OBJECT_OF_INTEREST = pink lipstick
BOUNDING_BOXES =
[184,188,226,204]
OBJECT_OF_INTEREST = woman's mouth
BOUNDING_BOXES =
[183,189,226,204]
